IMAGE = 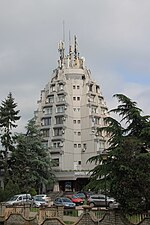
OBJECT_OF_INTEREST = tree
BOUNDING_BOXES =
[88,94,150,213]
[0,92,20,186]
[10,118,55,193]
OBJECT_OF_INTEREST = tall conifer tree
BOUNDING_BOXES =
[0,92,20,186]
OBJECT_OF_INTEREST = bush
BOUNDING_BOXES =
[3,180,20,201]
[29,188,37,196]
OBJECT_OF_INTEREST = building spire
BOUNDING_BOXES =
[74,35,77,60]
[74,35,79,65]
[63,20,65,43]
[69,30,73,59]
[57,34,84,69]
[58,41,65,69]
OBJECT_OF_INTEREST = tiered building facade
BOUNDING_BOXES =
[35,36,109,191]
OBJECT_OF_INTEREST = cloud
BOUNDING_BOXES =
[0,0,150,132]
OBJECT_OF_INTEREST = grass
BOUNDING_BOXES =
[126,213,148,224]
[30,207,39,212]
[64,209,78,217]
[64,221,74,224]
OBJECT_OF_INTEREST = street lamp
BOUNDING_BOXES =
[101,150,108,208]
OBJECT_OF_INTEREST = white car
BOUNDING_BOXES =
[33,196,48,207]
[4,194,33,206]
[34,194,50,201]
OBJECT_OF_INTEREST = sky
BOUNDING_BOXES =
[0,0,150,132]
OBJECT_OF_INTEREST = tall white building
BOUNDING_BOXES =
[35,36,109,191]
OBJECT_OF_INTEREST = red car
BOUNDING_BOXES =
[66,194,84,206]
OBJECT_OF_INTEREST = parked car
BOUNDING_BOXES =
[33,194,50,202]
[75,192,87,200]
[66,195,84,205]
[87,194,117,207]
[33,196,48,207]
[53,197,76,208]
[4,194,33,206]
[76,191,93,199]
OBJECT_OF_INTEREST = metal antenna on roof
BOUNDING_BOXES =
[74,35,78,65]
[69,30,72,59]
[63,20,65,43]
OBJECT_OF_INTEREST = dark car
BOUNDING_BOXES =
[87,194,117,208]
[53,197,76,208]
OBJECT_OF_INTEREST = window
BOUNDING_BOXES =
[50,84,55,92]
[77,85,80,89]
[54,128,62,136]
[78,144,81,148]
[53,158,59,167]
[73,120,76,124]
[73,97,76,100]
[53,143,57,148]
[73,108,76,111]
[77,97,80,101]
[95,117,100,125]
[58,94,65,102]
[77,108,80,111]
[53,142,62,148]
[74,144,77,148]
[78,161,81,165]
[83,143,87,149]
[77,120,80,124]
[91,106,97,114]
[56,105,64,113]
[44,107,52,115]
[42,117,51,126]
[48,96,54,103]
[56,116,63,124]
[96,85,100,93]
[89,84,93,92]
[98,97,103,104]
[90,95,95,102]
[42,129,49,137]
[73,85,76,89]
[101,109,105,115]
[78,132,81,136]
[58,83,64,91]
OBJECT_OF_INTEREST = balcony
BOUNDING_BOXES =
[50,148,64,154]
[51,136,65,141]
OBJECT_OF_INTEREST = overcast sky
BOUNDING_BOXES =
[0,0,150,132]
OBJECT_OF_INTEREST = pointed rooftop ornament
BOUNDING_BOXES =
[74,35,77,60]
[69,30,73,60]
[58,41,65,69]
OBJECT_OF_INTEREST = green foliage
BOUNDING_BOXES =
[0,93,55,195]
[10,118,55,193]
[0,188,5,202]
[88,94,150,213]
[0,180,20,201]
[28,188,37,196]
[0,92,20,186]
